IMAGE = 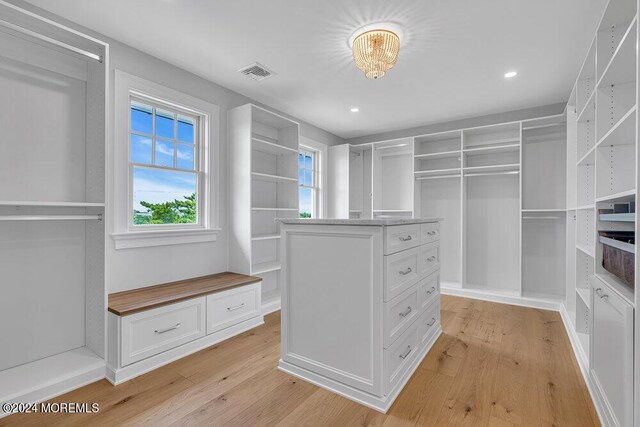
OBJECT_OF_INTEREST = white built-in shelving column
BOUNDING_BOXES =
[229,104,299,313]
[0,1,107,406]
[372,138,414,218]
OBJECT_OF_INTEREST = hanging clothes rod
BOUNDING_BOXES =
[416,174,461,181]
[0,18,102,62]
[522,216,563,220]
[464,171,519,178]
[0,214,102,221]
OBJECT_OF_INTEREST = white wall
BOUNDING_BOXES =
[9,0,343,294]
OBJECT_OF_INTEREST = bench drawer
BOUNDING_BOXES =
[121,297,206,366]
[384,319,419,394]
[206,282,261,334]
[421,222,440,244]
[383,285,419,348]
[384,224,420,255]
[384,245,420,301]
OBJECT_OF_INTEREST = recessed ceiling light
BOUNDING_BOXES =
[504,71,518,78]
[350,107,360,113]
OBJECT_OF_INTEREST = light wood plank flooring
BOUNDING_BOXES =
[1,296,599,426]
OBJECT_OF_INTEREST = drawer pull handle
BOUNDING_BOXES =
[427,231,437,236]
[595,288,609,299]
[399,267,412,276]
[427,318,436,327]
[426,286,436,295]
[155,323,181,334]
[399,306,412,318]
[399,346,412,360]
[427,256,436,262]
[399,235,413,242]
[227,302,246,311]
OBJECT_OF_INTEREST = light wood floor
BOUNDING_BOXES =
[1,296,599,426]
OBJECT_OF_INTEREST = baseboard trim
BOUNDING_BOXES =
[262,298,281,315]
[278,328,441,413]
[441,287,563,311]
[106,316,264,385]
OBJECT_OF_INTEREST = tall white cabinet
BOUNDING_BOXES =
[229,104,299,313]
[0,1,108,406]
[563,0,637,425]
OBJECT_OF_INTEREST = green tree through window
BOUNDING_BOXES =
[133,193,197,225]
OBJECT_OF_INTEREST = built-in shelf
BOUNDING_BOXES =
[0,201,105,207]
[577,244,595,258]
[594,271,635,307]
[576,287,591,309]
[522,122,565,131]
[597,17,637,88]
[463,143,519,155]
[599,213,635,222]
[577,146,595,166]
[252,234,281,241]
[464,137,520,151]
[252,261,282,275]
[252,136,298,156]
[576,204,596,210]
[414,150,460,160]
[577,90,596,122]
[595,190,635,203]
[372,209,413,213]
[251,172,297,183]
[251,207,298,211]
[522,208,566,213]
[596,105,636,147]
[415,174,461,181]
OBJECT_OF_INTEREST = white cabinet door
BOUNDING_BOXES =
[591,280,634,427]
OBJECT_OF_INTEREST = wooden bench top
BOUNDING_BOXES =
[108,272,262,316]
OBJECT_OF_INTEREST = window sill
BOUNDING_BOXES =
[111,228,221,250]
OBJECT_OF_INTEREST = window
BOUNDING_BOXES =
[113,71,220,249]
[299,148,318,218]
[129,99,201,227]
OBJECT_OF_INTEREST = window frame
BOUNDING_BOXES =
[128,94,204,231]
[299,145,321,219]
[112,70,220,249]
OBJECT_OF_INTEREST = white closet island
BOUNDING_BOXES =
[277,218,442,413]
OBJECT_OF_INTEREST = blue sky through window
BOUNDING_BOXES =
[130,102,198,218]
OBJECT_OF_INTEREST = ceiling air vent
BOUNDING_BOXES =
[238,62,276,81]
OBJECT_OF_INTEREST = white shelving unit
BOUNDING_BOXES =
[372,138,414,218]
[229,104,299,314]
[0,1,107,407]
[327,144,373,219]
[564,1,638,425]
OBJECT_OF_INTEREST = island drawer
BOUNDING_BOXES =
[384,245,420,301]
[418,272,440,310]
[418,299,440,348]
[384,319,419,394]
[421,222,440,244]
[418,242,440,277]
[383,285,419,348]
[384,224,421,255]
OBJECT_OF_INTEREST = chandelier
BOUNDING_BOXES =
[351,25,401,79]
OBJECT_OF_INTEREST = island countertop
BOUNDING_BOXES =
[276,217,442,226]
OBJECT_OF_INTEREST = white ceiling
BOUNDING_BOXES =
[25,0,607,139]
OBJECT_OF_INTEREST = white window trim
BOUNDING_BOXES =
[300,137,328,219]
[112,70,220,249]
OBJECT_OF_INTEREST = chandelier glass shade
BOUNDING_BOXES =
[352,29,400,79]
